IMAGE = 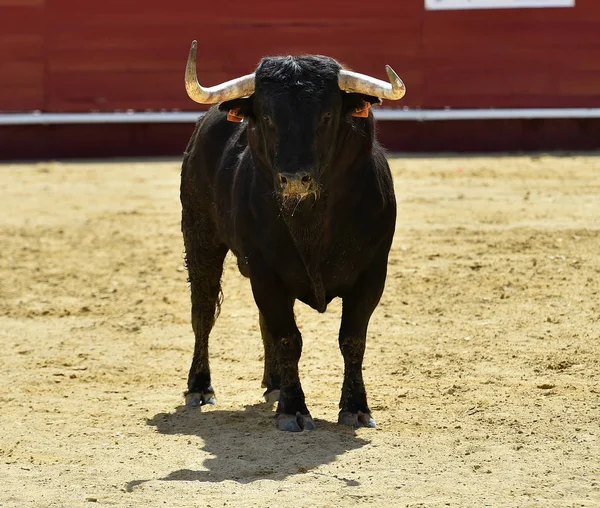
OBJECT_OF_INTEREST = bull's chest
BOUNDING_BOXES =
[239,195,376,313]
[283,231,367,313]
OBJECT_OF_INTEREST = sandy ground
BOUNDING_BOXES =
[0,152,599,507]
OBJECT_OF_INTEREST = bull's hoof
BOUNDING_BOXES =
[338,410,376,429]
[276,412,316,432]
[263,388,280,404]
[185,390,216,407]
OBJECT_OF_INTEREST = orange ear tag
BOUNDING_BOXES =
[352,100,371,118]
[227,108,244,122]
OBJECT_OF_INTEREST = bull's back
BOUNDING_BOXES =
[180,107,248,234]
[182,107,245,184]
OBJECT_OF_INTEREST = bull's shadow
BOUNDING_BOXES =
[127,402,368,489]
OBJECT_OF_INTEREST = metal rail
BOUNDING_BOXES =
[2,108,600,125]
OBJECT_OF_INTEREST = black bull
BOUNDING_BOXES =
[179,52,404,432]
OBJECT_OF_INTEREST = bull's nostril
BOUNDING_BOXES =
[279,174,287,185]
[301,175,312,186]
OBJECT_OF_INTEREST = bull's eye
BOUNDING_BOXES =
[261,114,273,127]
[322,112,332,125]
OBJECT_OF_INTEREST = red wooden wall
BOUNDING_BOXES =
[0,0,45,111]
[1,0,600,157]
[3,0,600,112]
[421,3,600,108]
[43,0,423,112]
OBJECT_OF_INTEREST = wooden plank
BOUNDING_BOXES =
[47,23,420,73]
[46,70,196,111]
[0,0,43,5]
[0,123,196,160]
[0,63,44,110]
[0,62,44,87]
[0,5,45,33]
[0,2,45,111]
[0,34,43,60]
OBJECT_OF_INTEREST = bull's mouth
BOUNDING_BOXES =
[278,190,319,214]
[281,190,315,200]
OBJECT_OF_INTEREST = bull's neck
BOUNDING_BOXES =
[279,194,326,244]
[279,195,328,311]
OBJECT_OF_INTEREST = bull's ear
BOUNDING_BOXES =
[219,97,254,122]
[343,93,382,117]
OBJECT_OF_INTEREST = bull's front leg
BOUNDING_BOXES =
[249,264,314,432]
[338,253,390,429]
[259,312,281,404]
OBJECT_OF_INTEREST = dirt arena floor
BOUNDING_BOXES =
[1,153,598,507]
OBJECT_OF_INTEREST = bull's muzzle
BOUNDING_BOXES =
[277,172,315,199]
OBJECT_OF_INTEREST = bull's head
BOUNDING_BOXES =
[184,41,405,205]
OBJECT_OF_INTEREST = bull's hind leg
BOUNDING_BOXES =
[181,215,228,407]
[260,312,281,404]
[337,254,389,429]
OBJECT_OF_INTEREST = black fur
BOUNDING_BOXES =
[180,54,396,429]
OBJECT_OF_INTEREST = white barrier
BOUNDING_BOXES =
[1,108,600,126]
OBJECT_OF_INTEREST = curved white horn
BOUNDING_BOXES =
[338,65,406,100]
[185,40,255,104]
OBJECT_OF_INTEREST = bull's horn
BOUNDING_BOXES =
[338,66,406,100]
[185,40,255,104]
